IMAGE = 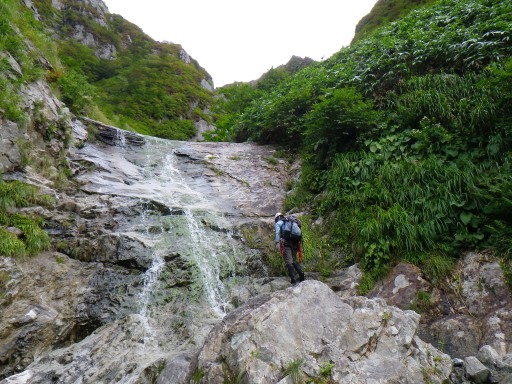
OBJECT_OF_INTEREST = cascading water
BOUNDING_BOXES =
[3,127,285,384]
[135,200,164,346]
[76,133,242,347]
[114,128,126,147]
[184,208,234,316]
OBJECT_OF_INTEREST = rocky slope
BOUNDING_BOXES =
[2,119,512,383]
[23,0,215,140]
[2,1,512,383]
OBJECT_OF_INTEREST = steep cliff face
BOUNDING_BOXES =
[0,131,292,381]
[24,0,215,140]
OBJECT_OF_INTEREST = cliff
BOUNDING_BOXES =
[20,0,215,141]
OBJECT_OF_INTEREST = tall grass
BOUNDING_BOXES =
[394,72,501,136]
[0,180,53,257]
[323,153,488,275]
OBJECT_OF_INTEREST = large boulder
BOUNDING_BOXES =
[197,280,452,383]
[369,253,512,361]
[369,262,431,309]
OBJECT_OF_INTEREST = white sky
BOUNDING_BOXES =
[102,0,378,88]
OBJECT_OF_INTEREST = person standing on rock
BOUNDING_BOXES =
[275,212,305,284]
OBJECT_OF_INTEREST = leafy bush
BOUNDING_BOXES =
[57,70,96,114]
[152,119,197,140]
[206,82,260,142]
[303,87,381,168]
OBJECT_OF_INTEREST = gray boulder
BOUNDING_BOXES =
[197,280,452,383]
[464,356,490,384]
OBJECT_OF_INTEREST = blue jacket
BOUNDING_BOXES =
[275,219,284,243]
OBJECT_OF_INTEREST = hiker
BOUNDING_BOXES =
[275,212,305,284]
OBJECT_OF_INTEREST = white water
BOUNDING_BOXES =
[77,136,240,327]
[4,130,280,384]
[114,128,126,147]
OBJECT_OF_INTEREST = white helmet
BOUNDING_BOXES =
[274,212,283,222]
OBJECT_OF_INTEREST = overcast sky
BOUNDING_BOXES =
[102,0,378,87]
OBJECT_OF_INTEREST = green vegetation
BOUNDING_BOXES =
[58,9,214,140]
[411,290,433,313]
[307,360,335,384]
[0,180,53,257]
[353,0,437,43]
[211,0,512,288]
[284,359,305,384]
[0,0,214,140]
[205,58,312,142]
[0,0,59,123]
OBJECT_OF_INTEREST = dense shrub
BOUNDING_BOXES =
[213,0,512,283]
[303,87,382,169]
[57,70,96,113]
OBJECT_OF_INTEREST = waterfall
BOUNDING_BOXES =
[114,128,126,147]
[1,126,284,384]
[184,208,234,316]
[69,132,244,382]
[76,133,241,326]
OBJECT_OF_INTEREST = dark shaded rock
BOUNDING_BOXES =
[0,120,23,173]
[369,262,431,309]
[423,314,482,358]
[465,356,490,383]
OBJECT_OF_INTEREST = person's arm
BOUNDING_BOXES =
[275,220,282,244]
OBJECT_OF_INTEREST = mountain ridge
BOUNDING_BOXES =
[27,0,215,141]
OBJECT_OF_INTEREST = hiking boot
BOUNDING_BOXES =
[293,262,305,282]
[286,264,297,285]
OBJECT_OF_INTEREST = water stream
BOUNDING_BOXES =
[76,134,242,348]
[3,128,286,383]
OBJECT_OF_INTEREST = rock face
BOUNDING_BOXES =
[370,253,512,358]
[0,252,139,379]
[0,131,293,381]
[369,252,512,382]
[0,121,23,173]
[197,280,452,383]
[0,73,71,174]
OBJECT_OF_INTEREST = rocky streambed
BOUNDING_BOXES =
[0,126,292,382]
[1,125,512,383]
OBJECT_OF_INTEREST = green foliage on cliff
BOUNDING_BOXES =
[0,180,53,257]
[352,0,438,43]
[54,4,214,140]
[0,0,60,123]
[212,0,512,283]
[206,57,313,142]
[1,0,214,140]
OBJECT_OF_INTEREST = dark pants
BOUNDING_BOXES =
[283,240,304,283]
